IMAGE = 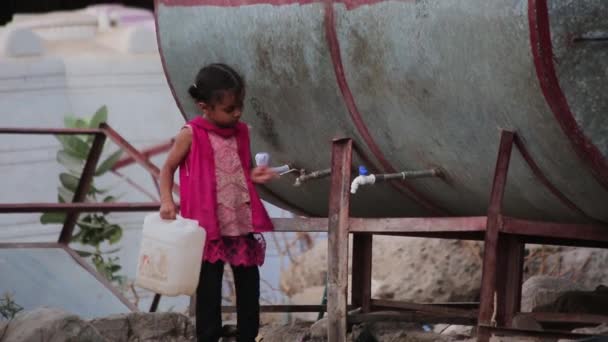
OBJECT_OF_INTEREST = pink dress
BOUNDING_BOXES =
[202,132,266,266]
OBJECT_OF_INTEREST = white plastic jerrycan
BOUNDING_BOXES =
[135,213,206,296]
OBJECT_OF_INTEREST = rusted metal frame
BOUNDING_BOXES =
[495,235,524,327]
[0,202,161,213]
[349,216,487,233]
[349,311,476,325]
[373,231,485,241]
[58,133,106,244]
[513,135,595,220]
[61,245,138,311]
[526,312,608,325]
[478,131,515,341]
[100,123,179,195]
[351,233,372,313]
[0,127,103,135]
[371,299,477,319]
[479,325,602,340]
[327,138,352,342]
[0,242,63,248]
[112,140,174,170]
[222,305,331,313]
[502,217,608,244]
[271,217,328,232]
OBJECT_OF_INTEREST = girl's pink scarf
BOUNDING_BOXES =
[179,116,274,240]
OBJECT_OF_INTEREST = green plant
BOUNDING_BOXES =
[0,292,23,320]
[40,106,126,285]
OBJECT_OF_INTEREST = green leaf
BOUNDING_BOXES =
[109,264,121,272]
[102,195,116,203]
[60,173,80,192]
[74,250,93,257]
[95,149,123,176]
[64,116,89,129]
[106,225,123,244]
[102,247,121,254]
[40,212,66,224]
[58,186,74,202]
[77,220,104,230]
[55,135,90,160]
[57,151,84,174]
[89,106,108,129]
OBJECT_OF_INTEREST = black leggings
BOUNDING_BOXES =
[196,261,260,342]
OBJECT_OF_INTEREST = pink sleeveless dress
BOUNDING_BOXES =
[202,132,266,266]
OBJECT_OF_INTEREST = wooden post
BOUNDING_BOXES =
[500,236,524,326]
[478,131,515,341]
[352,234,372,313]
[58,132,106,244]
[327,138,352,342]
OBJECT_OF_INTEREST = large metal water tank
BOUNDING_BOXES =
[155,0,608,222]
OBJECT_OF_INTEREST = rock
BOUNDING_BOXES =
[525,248,608,291]
[534,285,608,316]
[521,276,587,312]
[125,312,194,341]
[435,324,474,337]
[1,307,106,342]
[571,323,608,335]
[309,317,327,338]
[281,237,483,303]
[511,314,543,331]
[258,322,312,342]
[89,314,129,341]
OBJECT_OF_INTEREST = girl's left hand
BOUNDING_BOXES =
[251,166,278,184]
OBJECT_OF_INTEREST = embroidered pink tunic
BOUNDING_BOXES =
[202,132,265,266]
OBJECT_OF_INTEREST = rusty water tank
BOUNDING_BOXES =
[155,0,608,222]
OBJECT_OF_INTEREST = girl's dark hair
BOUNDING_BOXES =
[188,63,245,106]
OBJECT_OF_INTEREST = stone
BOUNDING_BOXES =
[1,307,106,342]
[521,276,587,312]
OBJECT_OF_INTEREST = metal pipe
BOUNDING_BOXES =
[351,168,442,194]
[375,169,442,181]
[294,168,331,187]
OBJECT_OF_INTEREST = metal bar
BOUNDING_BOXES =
[479,325,602,339]
[373,231,485,241]
[478,131,515,341]
[513,135,594,220]
[271,217,327,232]
[113,140,173,170]
[62,246,138,311]
[349,216,487,233]
[327,138,352,342]
[374,169,441,181]
[351,234,372,313]
[495,236,524,327]
[502,217,608,243]
[101,124,180,195]
[0,127,103,135]
[0,202,161,213]
[222,305,330,313]
[294,168,331,187]
[371,299,477,318]
[526,312,608,325]
[0,242,63,248]
[349,311,476,325]
[58,133,106,244]
[149,294,161,312]
[100,124,161,179]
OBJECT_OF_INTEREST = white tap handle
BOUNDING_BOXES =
[255,152,270,167]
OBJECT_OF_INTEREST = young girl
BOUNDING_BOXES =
[159,63,276,342]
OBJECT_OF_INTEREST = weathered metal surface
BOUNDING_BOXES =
[58,132,106,244]
[155,0,608,222]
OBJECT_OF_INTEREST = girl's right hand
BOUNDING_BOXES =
[159,202,177,220]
